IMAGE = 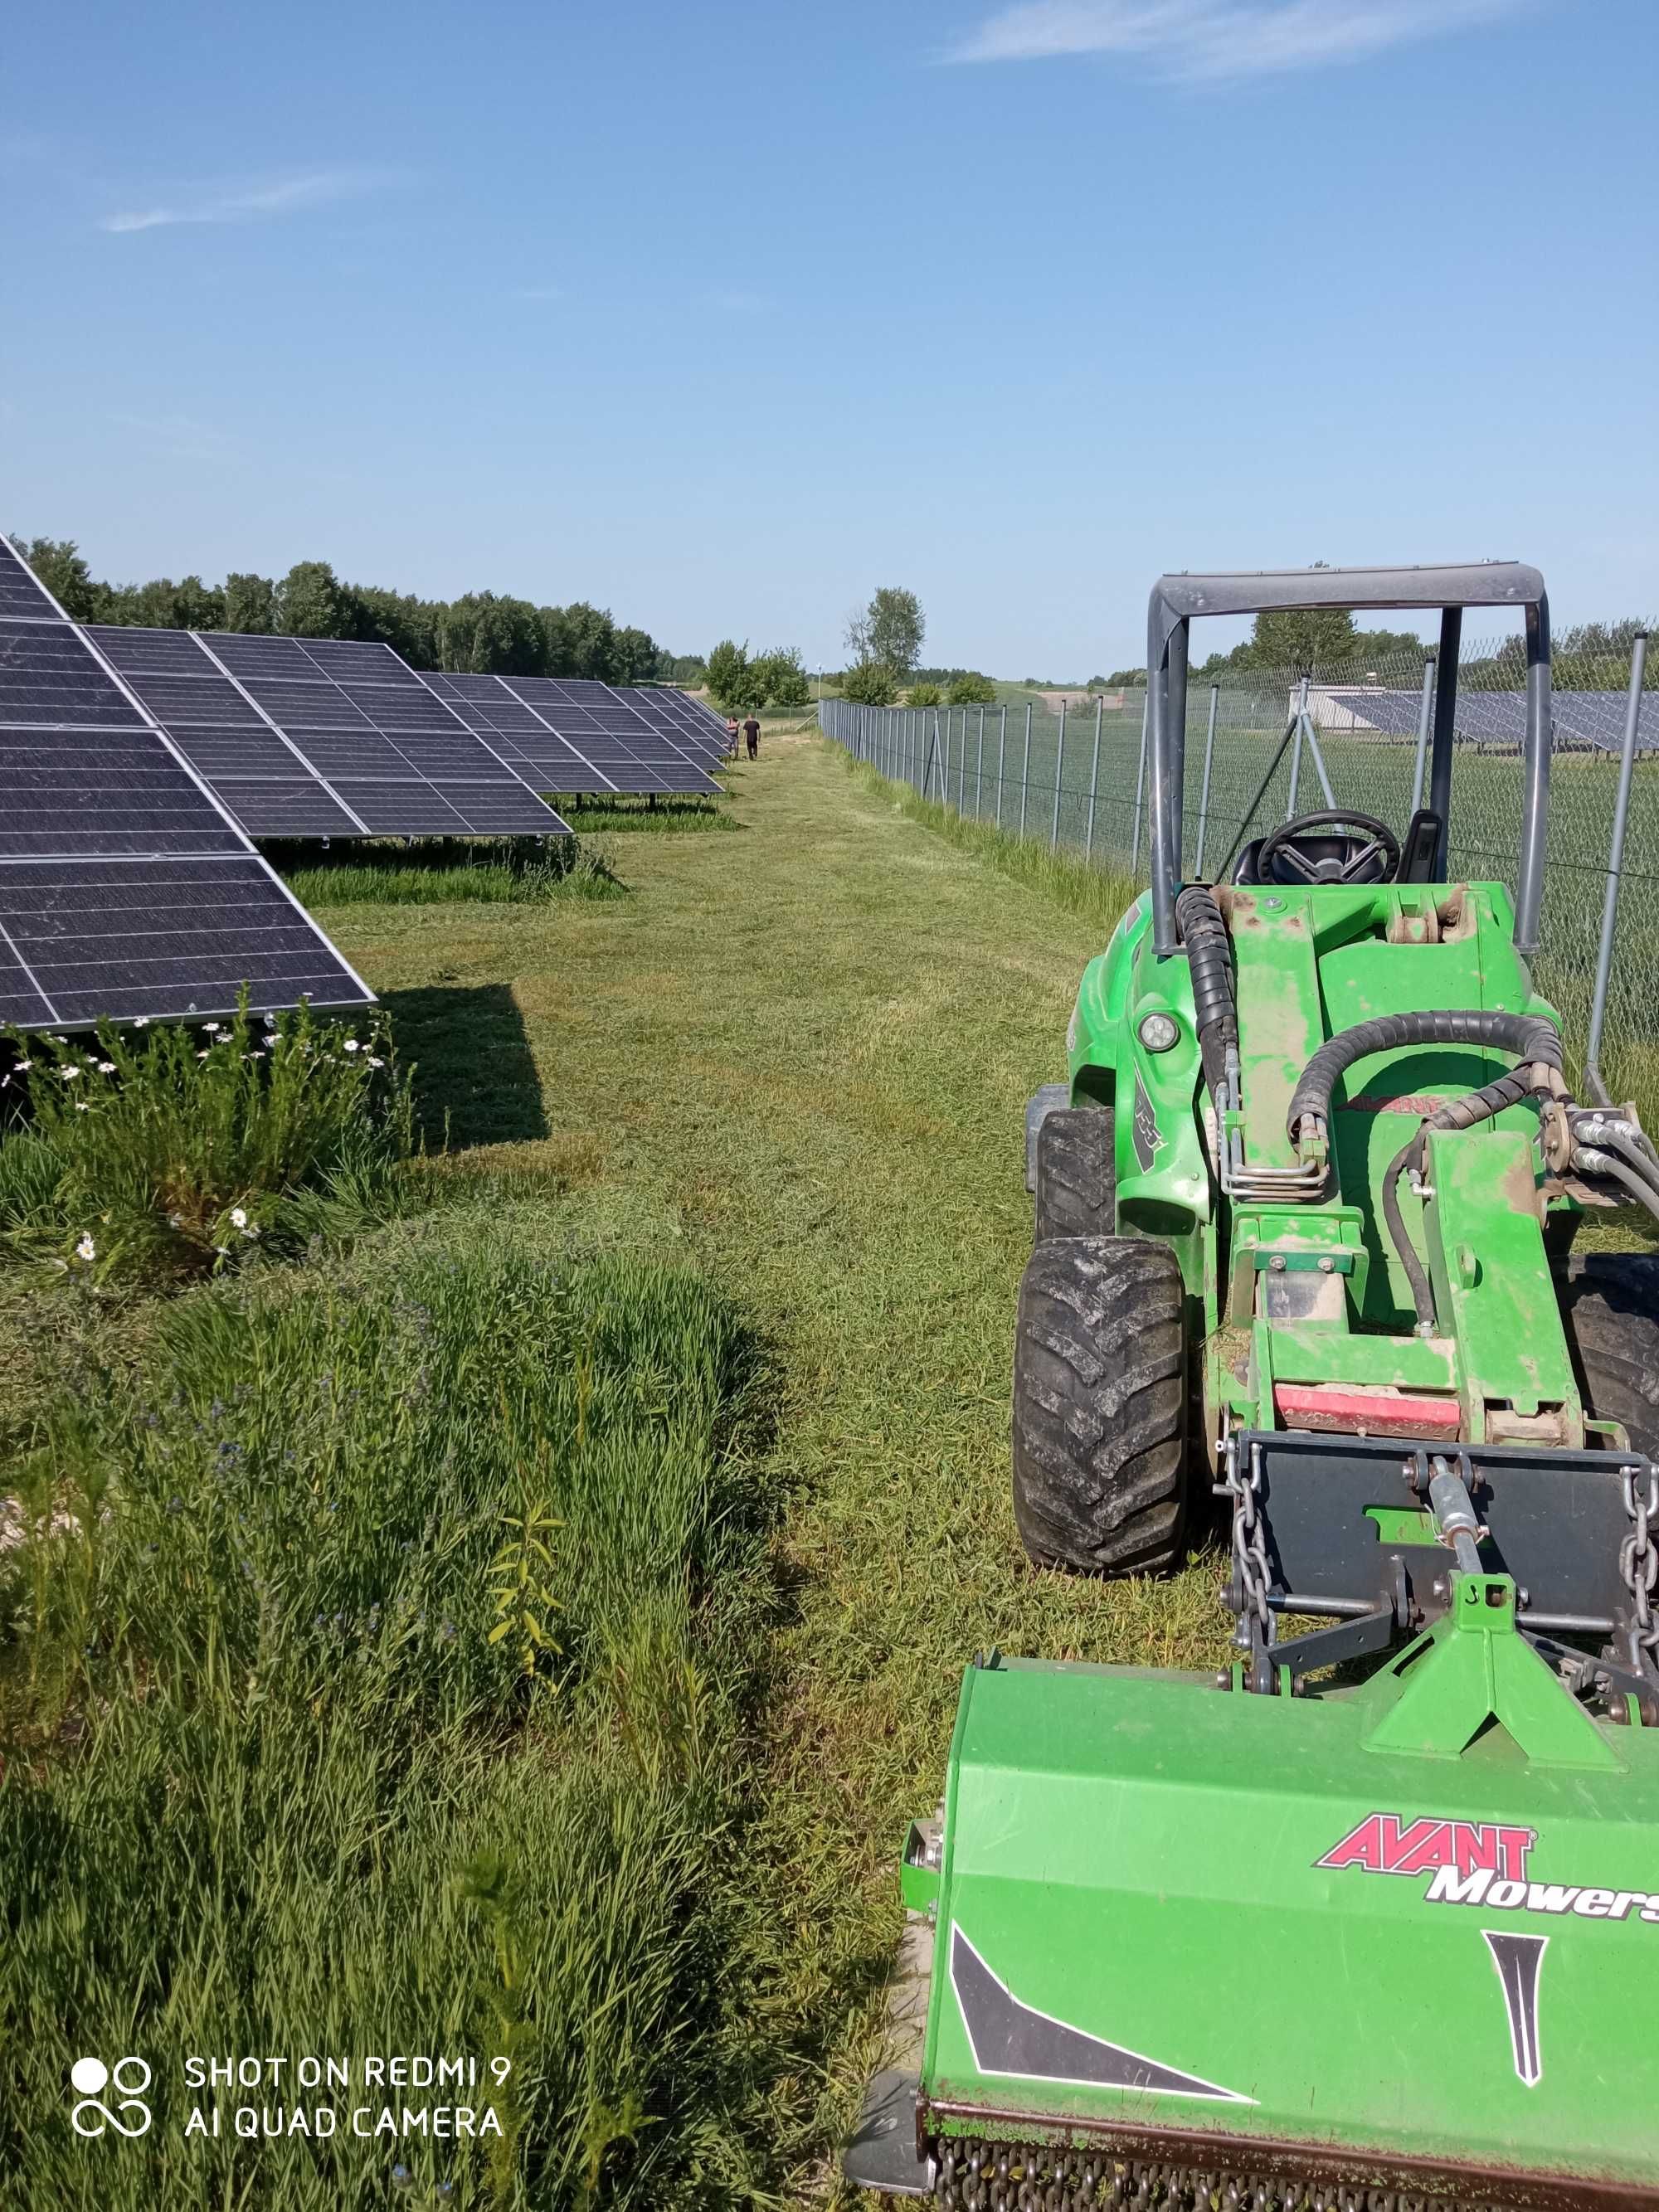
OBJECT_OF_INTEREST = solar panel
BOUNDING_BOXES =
[0,535,372,1028]
[1323,688,1638,752]
[494,677,720,794]
[87,625,572,839]
[0,537,66,624]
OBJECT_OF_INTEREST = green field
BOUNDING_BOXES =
[9,732,1651,2206]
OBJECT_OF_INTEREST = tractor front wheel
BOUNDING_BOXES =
[1012,1234,1187,1575]
[1558,1253,1659,1458]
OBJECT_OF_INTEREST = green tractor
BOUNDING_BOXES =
[846,566,1659,2210]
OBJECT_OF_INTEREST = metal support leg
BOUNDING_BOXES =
[1286,677,1308,818]
[1411,657,1435,815]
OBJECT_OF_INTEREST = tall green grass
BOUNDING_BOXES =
[0,1000,413,1281]
[0,1237,765,2210]
[552,802,734,836]
[282,836,622,906]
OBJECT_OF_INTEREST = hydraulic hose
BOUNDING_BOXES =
[1175,885,1237,1101]
[1287,1009,1563,1148]
[1382,1070,1541,1332]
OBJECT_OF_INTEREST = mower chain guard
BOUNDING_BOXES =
[1237,1427,1649,1639]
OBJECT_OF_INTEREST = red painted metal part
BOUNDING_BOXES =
[1274,1382,1461,1438]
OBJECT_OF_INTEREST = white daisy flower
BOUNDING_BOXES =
[75,1101,90,1112]
[59,1066,81,1081]
[367,1056,385,1069]
[229,1207,247,1228]
[75,1234,95,1262]
[134,1016,149,1028]
[203,1022,221,1033]
[97,1061,116,1074]
[343,1038,360,1053]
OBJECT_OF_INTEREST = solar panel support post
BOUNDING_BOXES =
[995,706,1007,829]
[1130,694,1149,873]
[1584,630,1648,1104]
[1410,656,1436,814]
[1019,704,1032,839]
[1194,683,1219,879]
[1085,695,1103,863]
[1051,702,1067,852]
[1300,709,1338,809]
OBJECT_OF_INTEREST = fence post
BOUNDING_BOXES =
[941,709,951,804]
[1019,704,1033,838]
[1286,675,1308,818]
[957,710,967,812]
[1084,694,1103,863]
[1585,632,1649,1101]
[1410,657,1435,814]
[995,705,1007,829]
[1194,683,1219,878]
[1130,695,1149,873]
[1051,702,1067,851]
[975,707,985,819]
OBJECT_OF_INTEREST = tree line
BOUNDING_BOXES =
[14,534,703,686]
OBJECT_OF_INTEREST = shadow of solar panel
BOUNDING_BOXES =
[0,540,63,624]
[208,780,362,837]
[0,858,366,1023]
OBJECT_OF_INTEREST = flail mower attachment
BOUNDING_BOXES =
[845,565,1659,2207]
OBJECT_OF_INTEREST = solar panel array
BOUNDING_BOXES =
[86,628,572,838]
[1325,688,1639,753]
[0,535,371,1029]
[422,673,723,795]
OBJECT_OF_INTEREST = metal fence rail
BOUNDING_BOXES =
[821,630,1657,1114]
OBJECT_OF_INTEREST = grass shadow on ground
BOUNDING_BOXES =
[382,981,549,1148]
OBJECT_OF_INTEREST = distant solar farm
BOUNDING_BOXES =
[0,532,730,1031]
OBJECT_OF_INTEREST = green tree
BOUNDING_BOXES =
[439,592,545,675]
[907,681,943,707]
[275,560,360,639]
[846,586,925,677]
[607,625,656,684]
[753,646,810,710]
[223,572,276,633]
[545,601,620,680]
[840,660,899,707]
[354,586,440,668]
[946,671,996,706]
[704,639,752,713]
[1249,605,1358,674]
[17,537,100,620]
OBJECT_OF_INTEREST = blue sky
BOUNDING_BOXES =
[4,0,1654,674]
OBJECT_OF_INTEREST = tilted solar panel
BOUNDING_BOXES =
[0,537,372,1028]
[88,625,571,839]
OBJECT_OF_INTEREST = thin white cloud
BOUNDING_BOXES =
[100,167,401,235]
[951,0,1523,76]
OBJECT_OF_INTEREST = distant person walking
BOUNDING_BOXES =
[742,713,761,761]
[725,715,740,757]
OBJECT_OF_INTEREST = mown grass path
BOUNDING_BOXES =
[320,740,1224,2203]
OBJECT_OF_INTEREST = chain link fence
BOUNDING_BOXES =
[822,630,1658,1115]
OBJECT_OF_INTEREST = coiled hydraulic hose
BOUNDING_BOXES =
[1381,1070,1540,1332]
[1175,885,1237,1101]
[1287,1009,1563,1148]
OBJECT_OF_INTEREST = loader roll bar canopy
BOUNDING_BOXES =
[1145,562,1552,958]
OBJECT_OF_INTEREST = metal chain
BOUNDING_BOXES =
[1224,1437,1273,1648]
[1619,1463,1659,1670]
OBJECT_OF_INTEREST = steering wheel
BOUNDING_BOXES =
[1255,809,1400,887]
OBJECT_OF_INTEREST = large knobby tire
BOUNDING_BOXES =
[1012,1234,1187,1575]
[1557,1253,1659,1458]
[1033,1106,1116,1244]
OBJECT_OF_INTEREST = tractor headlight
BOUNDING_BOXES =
[1138,1012,1180,1053]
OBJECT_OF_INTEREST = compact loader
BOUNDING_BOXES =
[846,565,1659,2210]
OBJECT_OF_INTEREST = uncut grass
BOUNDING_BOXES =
[553,800,737,835]
[0,1236,768,2210]
[308,734,1232,2199]
[282,837,622,907]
